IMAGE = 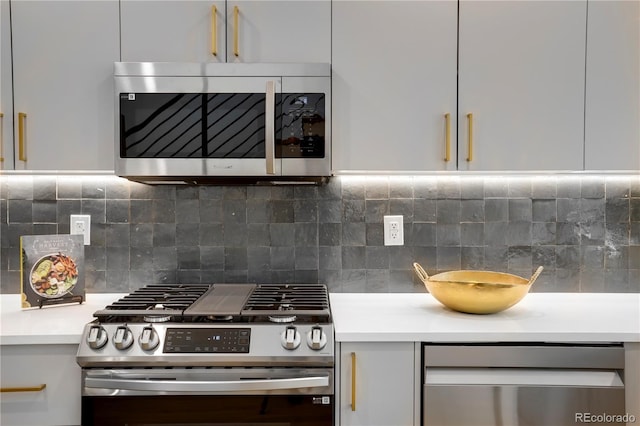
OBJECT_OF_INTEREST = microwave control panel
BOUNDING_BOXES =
[277,93,326,158]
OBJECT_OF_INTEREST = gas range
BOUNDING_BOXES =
[76,283,334,368]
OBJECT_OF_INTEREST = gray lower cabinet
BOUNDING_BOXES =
[338,342,419,426]
[0,344,81,426]
[8,0,119,171]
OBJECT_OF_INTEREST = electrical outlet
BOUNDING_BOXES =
[70,214,91,245]
[383,215,404,246]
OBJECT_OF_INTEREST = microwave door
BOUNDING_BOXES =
[116,76,282,177]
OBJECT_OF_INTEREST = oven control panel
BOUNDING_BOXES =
[163,328,251,353]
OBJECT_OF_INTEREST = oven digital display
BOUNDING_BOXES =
[163,328,250,353]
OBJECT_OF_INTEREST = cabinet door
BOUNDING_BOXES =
[228,0,330,63]
[121,1,330,64]
[584,0,640,170]
[332,1,457,172]
[1,0,13,170]
[339,342,416,426]
[121,1,225,62]
[11,0,119,170]
[458,0,586,171]
[0,345,81,426]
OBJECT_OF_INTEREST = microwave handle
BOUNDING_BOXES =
[265,80,276,175]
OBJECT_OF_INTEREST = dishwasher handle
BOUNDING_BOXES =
[425,368,624,388]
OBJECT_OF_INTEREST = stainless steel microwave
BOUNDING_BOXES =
[114,62,331,184]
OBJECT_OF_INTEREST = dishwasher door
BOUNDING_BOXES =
[423,344,627,426]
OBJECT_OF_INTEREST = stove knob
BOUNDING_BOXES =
[139,326,160,351]
[281,326,301,350]
[87,325,108,350]
[306,326,327,350]
[113,326,134,350]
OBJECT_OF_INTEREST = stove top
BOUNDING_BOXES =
[77,283,334,368]
[93,283,331,324]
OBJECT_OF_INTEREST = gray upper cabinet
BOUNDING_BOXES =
[120,0,331,63]
[584,0,640,171]
[458,0,586,171]
[9,0,119,171]
[1,0,13,170]
[332,1,458,173]
[333,0,588,173]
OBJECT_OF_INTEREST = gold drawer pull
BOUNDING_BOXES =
[1,384,47,393]
[211,5,218,56]
[466,112,473,162]
[444,113,451,162]
[351,352,356,411]
[233,6,239,57]
[18,112,27,162]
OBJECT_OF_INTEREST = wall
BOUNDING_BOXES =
[1,174,638,293]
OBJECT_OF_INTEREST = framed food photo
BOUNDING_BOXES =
[20,234,85,309]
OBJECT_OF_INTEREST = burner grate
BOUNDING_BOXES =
[94,284,212,319]
[242,284,330,317]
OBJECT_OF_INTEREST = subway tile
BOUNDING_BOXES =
[318,200,342,223]
[414,199,436,222]
[294,185,317,200]
[270,223,295,246]
[32,200,57,223]
[461,200,484,222]
[365,223,384,246]
[342,222,366,246]
[437,200,461,224]
[295,223,318,247]
[605,198,630,223]
[365,199,388,223]
[294,200,318,223]
[106,200,130,223]
[509,199,532,222]
[223,223,248,246]
[176,223,200,247]
[33,176,56,200]
[247,223,270,246]
[177,247,201,270]
[485,199,508,222]
[175,199,200,223]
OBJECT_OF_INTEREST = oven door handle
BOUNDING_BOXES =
[85,375,330,393]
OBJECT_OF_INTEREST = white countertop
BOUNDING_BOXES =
[2,292,639,346]
[330,293,640,343]
[0,293,126,345]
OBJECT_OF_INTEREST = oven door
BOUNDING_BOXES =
[82,367,334,426]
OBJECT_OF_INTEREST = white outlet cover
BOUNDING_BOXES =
[383,215,404,246]
[70,214,91,245]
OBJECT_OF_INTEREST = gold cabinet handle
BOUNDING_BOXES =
[211,5,218,56]
[350,352,356,411]
[466,112,473,162]
[444,113,451,162]
[1,384,46,393]
[0,112,4,162]
[18,112,27,162]
[233,6,239,57]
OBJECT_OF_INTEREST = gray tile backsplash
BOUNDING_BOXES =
[1,174,639,294]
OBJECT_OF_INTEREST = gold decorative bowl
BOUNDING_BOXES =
[413,262,543,314]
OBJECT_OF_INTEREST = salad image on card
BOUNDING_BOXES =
[20,234,85,308]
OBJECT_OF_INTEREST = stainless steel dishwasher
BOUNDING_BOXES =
[423,343,626,426]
